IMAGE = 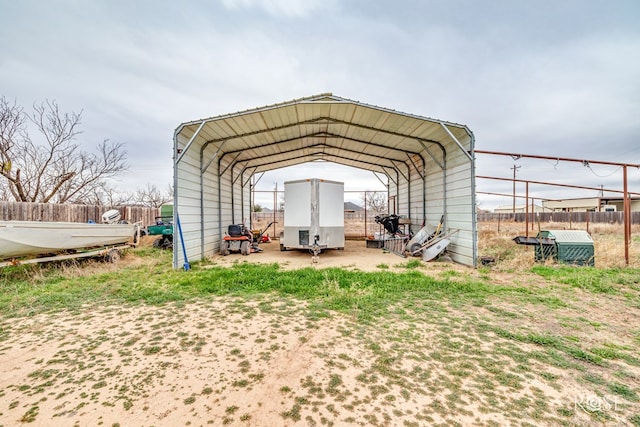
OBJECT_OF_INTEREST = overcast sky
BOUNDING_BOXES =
[1,0,639,210]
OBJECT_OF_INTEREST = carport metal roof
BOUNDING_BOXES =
[174,93,474,178]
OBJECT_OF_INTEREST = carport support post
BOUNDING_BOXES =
[364,191,367,238]
[273,183,277,236]
[624,165,630,265]
[531,198,535,232]
[525,181,529,237]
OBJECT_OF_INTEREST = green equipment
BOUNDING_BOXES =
[147,204,173,250]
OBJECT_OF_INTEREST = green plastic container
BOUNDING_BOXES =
[535,230,594,266]
[160,204,173,220]
[148,204,174,237]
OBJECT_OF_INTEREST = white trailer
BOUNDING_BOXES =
[280,179,344,256]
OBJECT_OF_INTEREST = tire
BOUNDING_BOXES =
[280,243,286,251]
[241,241,250,255]
[160,237,172,250]
[220,241,229,256]
[105,248,121,263]
[409,243,422,256]
[153,238,162,248]
[163,235,174,250]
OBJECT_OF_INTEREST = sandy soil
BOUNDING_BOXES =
[1,228,638,426]
[1,299,616,427]
[208,238,465,274]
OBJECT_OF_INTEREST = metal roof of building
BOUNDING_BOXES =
[174,93,473,175]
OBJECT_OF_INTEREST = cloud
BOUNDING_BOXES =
[221,0,336,18]
[1,0,638,210]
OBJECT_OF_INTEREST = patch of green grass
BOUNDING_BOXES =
[522,295,570,309]
[582,373,606,385]
[398,260,422,269]
[485,306,518,318]
[590,344,640,366]
[531,266,640,294]
[492,327,605,366]
[19,405,39,422]
[142,346,161,355]
[3,249,637,326]
[281,402,302,421]
[232,379,249,388]
[608,382,639,402]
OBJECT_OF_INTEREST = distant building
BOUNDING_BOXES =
[493,204,551,213]
[344,202,364,212]
[542,197,640,212]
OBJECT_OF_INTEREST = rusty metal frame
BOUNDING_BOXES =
[475,150,640,265]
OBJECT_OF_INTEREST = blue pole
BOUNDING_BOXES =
[176,214,191,271]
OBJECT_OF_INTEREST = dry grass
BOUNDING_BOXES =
[479,220,640,269]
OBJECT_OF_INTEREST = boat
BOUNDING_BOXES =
[0,220,138,260]
[0,210,139,261]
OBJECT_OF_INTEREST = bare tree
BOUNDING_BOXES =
[134,183,173,208]
[0,97,25,193]
[77,183,134,207]
[362,191,387,213]
[0,97,128,203]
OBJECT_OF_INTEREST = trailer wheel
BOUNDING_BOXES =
[280,243,286,251]
[241,241,250,255]
[409,243,422,256]
[220,241,229,256]
[105,248,121,263]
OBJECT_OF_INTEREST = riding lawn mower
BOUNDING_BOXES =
[220,221,276,256]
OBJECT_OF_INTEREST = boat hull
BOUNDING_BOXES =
[0,221,137,260]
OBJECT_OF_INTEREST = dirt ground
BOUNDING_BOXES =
[208,238,462,273]
[1,296,620,427]
[1,228,638,426]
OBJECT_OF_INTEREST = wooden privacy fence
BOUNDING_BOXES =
[478,211,640,224]
[0,202,160,225]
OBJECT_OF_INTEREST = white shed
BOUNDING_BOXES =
[172,94,477,268]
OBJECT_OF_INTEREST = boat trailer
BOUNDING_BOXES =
[0,225,141,268]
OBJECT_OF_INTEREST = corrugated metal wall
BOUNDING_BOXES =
[174,131,205,268]
[175,146,476,268]
[444,157,476,266]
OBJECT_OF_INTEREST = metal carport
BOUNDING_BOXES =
[172,94,477,268]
